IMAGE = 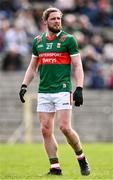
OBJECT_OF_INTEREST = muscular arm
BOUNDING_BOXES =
[71,54,84,88]
[22,57,39,86]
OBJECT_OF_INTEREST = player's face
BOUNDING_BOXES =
[46,12,62,33]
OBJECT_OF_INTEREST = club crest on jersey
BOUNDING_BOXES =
[46,43,53,49]
[59,35,67,42]
[57,43,61,48]
[36,36,42,43]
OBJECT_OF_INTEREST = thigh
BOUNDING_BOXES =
[39,112,55,129]
[56,109,72,128]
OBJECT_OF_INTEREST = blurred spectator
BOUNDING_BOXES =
[87,64,105,89]
[90,34,104,54]
[75,0,99,25]
[81,45,104,88]
[0,11,8,52]
[82,45,100,73]
[55,0,75,13]
[63,14,77,33]
[4,20,29,56]
[107,64,113,89]
[0,18,10,53]
[73,31,87,49]
[0,31,4,52]
[0,0,20,19]
[16,8,38,36]
[32,6,45,32]
[29,0,55,2]
[103,42,113,63]
[77,15,94,38]
[2,46,23,71]
[15,7,39,48]
[97,0,113,27]
[19,0,32,9]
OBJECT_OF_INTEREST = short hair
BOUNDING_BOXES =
[42,7,63,21]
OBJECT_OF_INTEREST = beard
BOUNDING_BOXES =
[48,24,62,33]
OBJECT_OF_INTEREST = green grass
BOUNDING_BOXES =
[0,143,113,180]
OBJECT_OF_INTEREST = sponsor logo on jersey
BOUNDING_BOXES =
[38,52,71,64]
[39,52,62,57]
[42,58,57,64]
[38,44,43,48]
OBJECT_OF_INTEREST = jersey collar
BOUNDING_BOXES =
[46,31,62,41]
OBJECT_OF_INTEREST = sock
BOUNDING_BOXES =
[75,149,85,160]
[49,157,61,169]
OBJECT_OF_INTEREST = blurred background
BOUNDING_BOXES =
[0,0,113,144]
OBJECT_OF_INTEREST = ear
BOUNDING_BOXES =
[43,20,47,25]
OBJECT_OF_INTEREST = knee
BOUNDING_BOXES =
[60,125,71,136]
[41,125,52,138]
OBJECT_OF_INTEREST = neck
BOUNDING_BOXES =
[47,30,57,37]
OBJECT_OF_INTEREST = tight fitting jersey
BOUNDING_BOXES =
[32,31,80,93]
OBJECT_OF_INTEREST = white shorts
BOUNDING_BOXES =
[37,92,72,112]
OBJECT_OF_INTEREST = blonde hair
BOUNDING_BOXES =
[42,7,63,21]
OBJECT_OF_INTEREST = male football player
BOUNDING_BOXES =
[19,7,90,176]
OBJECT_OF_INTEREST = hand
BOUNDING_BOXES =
[73,87,83,106]
[19,84,27,103]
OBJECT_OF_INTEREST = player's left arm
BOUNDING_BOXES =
[67,35,84,106]
[67,35,84,87]
[71,54,84,106]
[71,54,84,88]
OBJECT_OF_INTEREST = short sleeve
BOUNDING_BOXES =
[32,38,38,58]
[67,35,80,56]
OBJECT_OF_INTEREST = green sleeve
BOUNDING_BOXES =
[67,35,80,55]
[32,38,38,57]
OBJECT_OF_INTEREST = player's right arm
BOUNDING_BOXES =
[19,35,39,103]
[19,57,39,103]
[22,57,38,86]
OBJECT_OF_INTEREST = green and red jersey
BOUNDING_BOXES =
[32,31,80,93]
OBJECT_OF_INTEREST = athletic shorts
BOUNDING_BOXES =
[37,92,72,112]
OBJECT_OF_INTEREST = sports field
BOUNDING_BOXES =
[0,143,112,180]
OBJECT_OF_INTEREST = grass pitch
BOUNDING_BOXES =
[0,143,113,180]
